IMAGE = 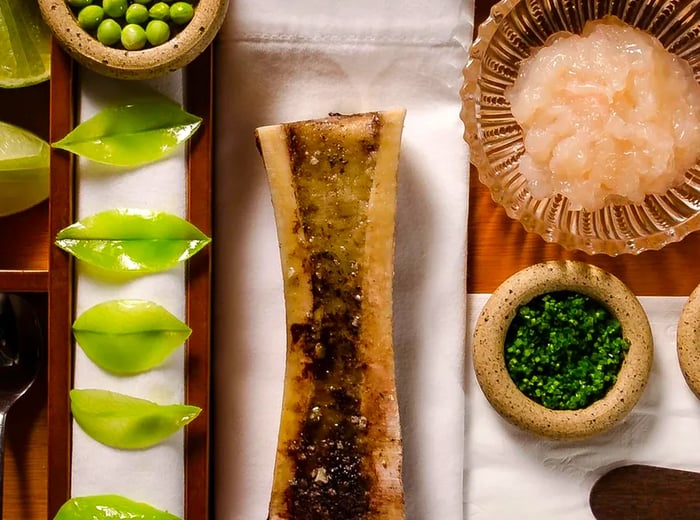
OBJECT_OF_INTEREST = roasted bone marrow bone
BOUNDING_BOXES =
[256,109,407,520]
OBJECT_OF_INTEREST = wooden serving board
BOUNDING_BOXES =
[0,41,213,519]
[589,465,700,519]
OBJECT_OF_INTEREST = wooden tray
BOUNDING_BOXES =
[0,41,213,519]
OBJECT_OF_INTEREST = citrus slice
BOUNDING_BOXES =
[0,0,51,88]
[0,121,49,217]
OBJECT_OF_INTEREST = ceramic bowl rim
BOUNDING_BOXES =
[38,0,229,79]
[677,284,700,399]
[472,260,654,440]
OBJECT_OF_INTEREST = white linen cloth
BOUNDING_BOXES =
[213,1,474,519]
[466,294,700,519]
[70,70,188,517]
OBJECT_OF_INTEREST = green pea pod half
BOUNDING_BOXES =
[55,494,181,520]
[70,389,201,449]
[73,299,191,375]
[52,99,201,167]
[55,208,211,272]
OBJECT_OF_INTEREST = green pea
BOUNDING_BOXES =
[125,3,149,24]
[169,1,193,24]
[77,5,104,31]
[67,0,92,8]
[102,0,127,18]
[148,2,170,20]
[132,0,153,4]
[96,19,121,46]
[146,19,171,46]
[121,24,147,51]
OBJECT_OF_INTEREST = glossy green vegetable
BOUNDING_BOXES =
[55,494,181,520]
[52,100,201,167]
[73,299,191,375]
[96,19,122,46]
[505,291,630,410]
[149,2,170,20]
[77,5,104,30]
[121,23,148,50]
[71,389,201,449]
[55,208,211,273]
[103,0,127,17]
[125,3,149,24]
[146,19,170,46]
[169,2,193,24]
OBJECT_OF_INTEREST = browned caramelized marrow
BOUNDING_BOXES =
[256,109,407,520]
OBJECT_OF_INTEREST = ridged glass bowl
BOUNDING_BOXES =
[461,0,700,255]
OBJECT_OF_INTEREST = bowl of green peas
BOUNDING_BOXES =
[38,0,228,79]
[472,261,654,440]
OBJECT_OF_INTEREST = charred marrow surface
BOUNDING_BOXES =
[256,110,406,520]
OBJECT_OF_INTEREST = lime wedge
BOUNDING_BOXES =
[0,121,49,217]
[0,0,51,88]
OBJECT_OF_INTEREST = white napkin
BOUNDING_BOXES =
[466,294,700,519]
[70,69,188,517]
[213,1,474,518]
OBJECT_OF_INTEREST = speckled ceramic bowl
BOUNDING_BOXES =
[473,260,653,440]
[677,284,700,399]
[461,0,700,255]
[39,0,228,79]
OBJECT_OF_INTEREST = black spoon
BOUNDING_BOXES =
[0,294,41,515]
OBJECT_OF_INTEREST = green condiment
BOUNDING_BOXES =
[504,291,630,410]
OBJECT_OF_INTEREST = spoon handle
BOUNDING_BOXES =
[590,464,700,520]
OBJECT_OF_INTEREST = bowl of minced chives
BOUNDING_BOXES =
[473,260,653,440]
[38,0,229,79]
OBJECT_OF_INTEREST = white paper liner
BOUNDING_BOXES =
[70,68,188,517]
[212,1,474,518]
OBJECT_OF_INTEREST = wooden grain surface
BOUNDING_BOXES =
[589,465,700,519]
[0,80,50,520]
[468,0,700,297]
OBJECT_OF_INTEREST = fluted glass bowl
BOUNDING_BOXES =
[461,0,700,255]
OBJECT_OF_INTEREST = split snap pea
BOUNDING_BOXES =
[55,209,211,273]
[52,98,202,167]
[73,299,191,375]
[70,389,201,449]
[55,495,181,520]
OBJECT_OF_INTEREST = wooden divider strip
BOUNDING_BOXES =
[46,40,75,518]
[185,45,214,519]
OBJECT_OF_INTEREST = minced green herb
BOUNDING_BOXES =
[504,291,630,410]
